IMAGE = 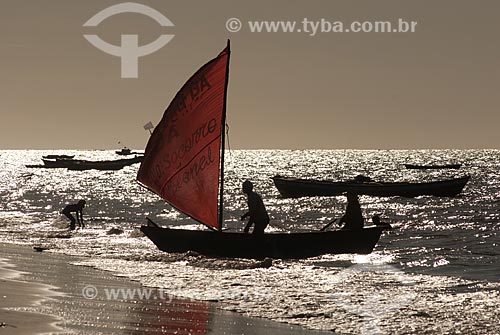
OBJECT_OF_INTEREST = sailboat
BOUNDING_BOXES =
[137,40,385,259]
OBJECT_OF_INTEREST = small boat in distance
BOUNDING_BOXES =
[405,163,462,170]
[116,147,144,155]
[115,147,143,156]
[42,154,74,160]
[137,41,385,259]
[115,147,132,155]
[272,175,470,198]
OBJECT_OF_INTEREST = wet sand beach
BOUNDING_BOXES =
[0,243,334,335]
[0,259,63,335]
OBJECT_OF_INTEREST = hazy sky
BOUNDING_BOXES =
[1,0,499,149]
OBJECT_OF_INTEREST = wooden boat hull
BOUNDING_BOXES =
[272,175,470,198]
[405,164,461,170]
[42,156,143,170]
[67,158,141,170]
[42,158,79,168]
[42,155,75,160]
[140,226,384,259]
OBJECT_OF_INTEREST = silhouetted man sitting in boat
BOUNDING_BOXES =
[338,193,364,230]
[62,200,86,230]
[241,180,270,235]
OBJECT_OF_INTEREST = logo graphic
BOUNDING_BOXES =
[83,2,174,78]
[330,263,416,335]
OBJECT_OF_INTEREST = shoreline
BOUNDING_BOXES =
[0,258,64,335]
[0,243,334,335]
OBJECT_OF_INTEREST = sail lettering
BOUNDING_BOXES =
[173,93,187,116]
[182,146,215,184]
[163,74,213,144]
[167,125,179,143]
[164,147,216,196]
[191,75,212,101]
[153,164,162,180]
[161,118,217,170]
[176,75,212,116]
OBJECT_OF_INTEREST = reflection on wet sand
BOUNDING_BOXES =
[0,244,332,335]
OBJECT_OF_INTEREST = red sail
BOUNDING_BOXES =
[137,44,230,230]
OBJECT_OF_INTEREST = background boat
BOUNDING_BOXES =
[39,156,143,170]
[405,163,461,169]
[272,175,470,198]
[115,147,143,156]
[67,156,143,170]
[41,154,75,160]
[115,148,132,155]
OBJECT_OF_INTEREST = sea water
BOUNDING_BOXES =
[0,149,499,334]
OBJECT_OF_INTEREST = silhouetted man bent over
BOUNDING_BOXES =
[62,200,86,230]
[241,181,269,235]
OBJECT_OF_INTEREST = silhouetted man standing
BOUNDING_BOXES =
[241,181,269,235]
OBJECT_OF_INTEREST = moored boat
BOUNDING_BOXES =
[115,148,132,155]
[42,154,75,160]
[405,163,461,170]
[115,147,143,156]
[67,156,143,170]
[272,175,470,198]
[41,156,143,170]
[42,158,81,168]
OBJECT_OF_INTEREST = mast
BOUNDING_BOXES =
[218,39,231,232]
